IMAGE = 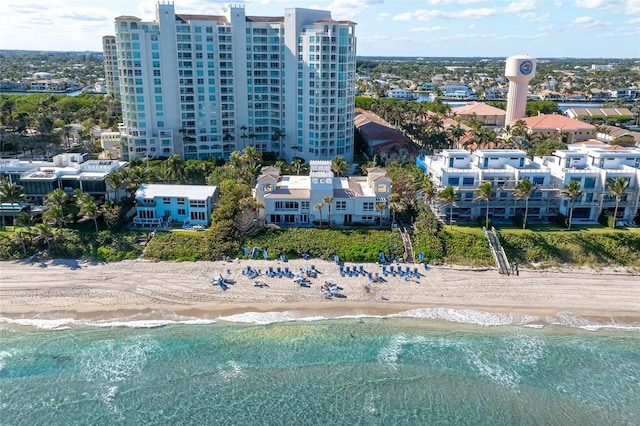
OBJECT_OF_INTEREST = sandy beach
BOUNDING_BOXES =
[1,257,639,327]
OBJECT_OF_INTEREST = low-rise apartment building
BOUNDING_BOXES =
[254,160,391,226]
[419,145,640,225]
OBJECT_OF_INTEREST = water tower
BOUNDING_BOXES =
[504,55,536,124]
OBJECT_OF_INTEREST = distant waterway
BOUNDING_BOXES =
[415,93,605,112]
[0,89,85,96]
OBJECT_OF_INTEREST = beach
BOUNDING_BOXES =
[1,258,638,327]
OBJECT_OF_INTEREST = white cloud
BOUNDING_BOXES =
[628,17,640,24]
[391,2,543,22]
[574,0,639,14]
[468,23,476,29]
[326,0,384,19]
[410,26,449,32]
[519,12,550,22]
[570,16,609,28]
[377,12,391,18]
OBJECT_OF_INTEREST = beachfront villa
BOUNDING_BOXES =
[133,184,219,228]
[254,160,391,226]
[418,145,640,225]
[0,154,128,203]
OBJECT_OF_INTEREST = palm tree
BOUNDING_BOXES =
[76,193,101,232]
[45,188,68,210]
[241,146,261,168]
[271,129,285,159]
[43,205,71,233]
[291,158,304,176]
[162,154,185,183]
[474,182,493,227]
[240,125,248,148]
[388,193,406,229]
[34,222,55,253]
[446,123,466,149]
[0,177,25,230]
[437,185,457,230]
[606,177,630,229]
[557,180,584,230]
[314,202,324,228]
[322,195,334,228]
[14,211,33,257]
[331,156,349,177]
[105,170,125,202]
[375,202,387,226]
[513,178,539,229]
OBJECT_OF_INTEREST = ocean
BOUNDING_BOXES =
[1,313,639,426]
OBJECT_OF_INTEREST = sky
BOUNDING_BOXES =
[1,0,639,58]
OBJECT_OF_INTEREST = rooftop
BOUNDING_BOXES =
[520,114,595,131]
[136,184,218,200]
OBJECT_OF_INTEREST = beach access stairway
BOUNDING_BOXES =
[483,227,511,275]
[397,218,414,263]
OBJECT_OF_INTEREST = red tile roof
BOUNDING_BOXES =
[452,102,506,117]
[520,114,595,131]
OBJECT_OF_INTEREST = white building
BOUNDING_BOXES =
[420,149,555,223]
[387,88,416,100]
[100,131,123,159]
[102,35,120,98]
[0,154,128,203]
[254,161,391,226]
[134,184,219,228]
[535,144,640,222]
[110,3,356,163]
[420,146,640,224]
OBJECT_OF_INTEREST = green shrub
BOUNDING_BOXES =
[511,214,524,228]
[556,212,569,228]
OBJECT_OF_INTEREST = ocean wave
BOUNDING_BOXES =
[546,312,640,332]
[389,308,540,326]
[0,316,216,330]
[216,311,327,325]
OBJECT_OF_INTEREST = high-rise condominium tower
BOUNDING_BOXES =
[108,3,357,162]
[504,55,536,125]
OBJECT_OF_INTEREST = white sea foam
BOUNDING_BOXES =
[0,318,77,330]
[389,308,539,326]
[218,360,245,381]
[378,334,407,367]
[465,348,521,389]
[81,336,160,385]
[0,316,216,330]
[546,312,640,332]
[0,350,13,371]
[216,311,326,325]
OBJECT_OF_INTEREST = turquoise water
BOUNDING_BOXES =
[1,318,639,425]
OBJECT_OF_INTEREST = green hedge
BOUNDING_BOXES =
[241,228,404,263]
[501,231,640,267]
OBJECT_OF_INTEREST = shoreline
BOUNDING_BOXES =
[1,258,639,329]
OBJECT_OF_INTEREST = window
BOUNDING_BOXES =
[336,201,346,211]
[447,177,460,186]
[363,202,374,212]
[177,197,185,205]
[462,177,474,186]
[190,200,205,208]
[275,201,299,210]
[162,197,171,204]
[178,208,186,216]
[190,211,205,221]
